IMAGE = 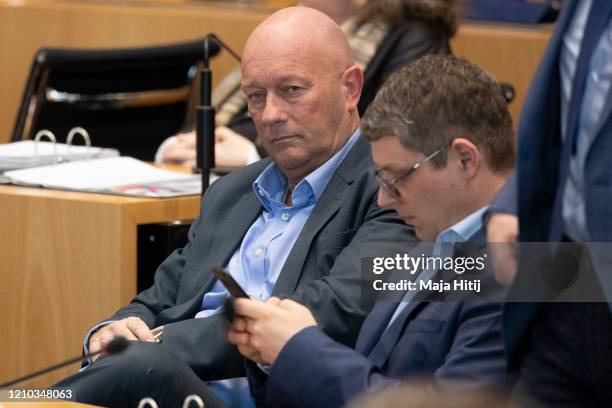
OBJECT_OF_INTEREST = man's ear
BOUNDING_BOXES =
[450,138,481,178]
[342,65,364,111]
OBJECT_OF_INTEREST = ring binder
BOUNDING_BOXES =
[65,127,92,162]
[183,394,205,408]
[33,129,57,164]
[136,394,205,408]
[137,397,159,408]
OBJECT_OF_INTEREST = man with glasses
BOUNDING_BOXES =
[228,55,515,407]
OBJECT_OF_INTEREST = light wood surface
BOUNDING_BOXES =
[451,22,553,128]
[0,185,200,388]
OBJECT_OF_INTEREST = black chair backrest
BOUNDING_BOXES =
[12,38,217,160]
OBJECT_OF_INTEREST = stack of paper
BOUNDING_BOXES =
[0,141,119,172]
[3,156,204,197]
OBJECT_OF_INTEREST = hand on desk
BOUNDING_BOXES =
[88,317,156,362]
[227,297,317,365]
[487,213,519,286]
[160,127,256,168]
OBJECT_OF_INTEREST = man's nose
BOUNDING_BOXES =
[261,93,288,125]
[376,186,397,209]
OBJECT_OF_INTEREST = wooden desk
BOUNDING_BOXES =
[0,186,200,387]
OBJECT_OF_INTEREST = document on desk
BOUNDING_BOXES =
[0,140,119,171]
[3,156,204,197]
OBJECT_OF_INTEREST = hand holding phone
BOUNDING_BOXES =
[211,266,248,323]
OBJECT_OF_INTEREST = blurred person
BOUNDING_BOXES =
[157,0,456,168]
[486,0,612,405]
[347,382,517,408]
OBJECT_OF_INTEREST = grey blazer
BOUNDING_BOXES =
[107,136,417,381]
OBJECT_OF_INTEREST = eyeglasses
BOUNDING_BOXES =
[373,147,443,199]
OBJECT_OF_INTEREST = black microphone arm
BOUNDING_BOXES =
[196,33,241,196]
[0,336,129,388]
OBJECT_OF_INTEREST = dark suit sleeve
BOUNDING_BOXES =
[264,327,394,408]
[287,201,413,347]
[488,170,517,216]
[106,180,217,328]
[433,301,508,387]
[260,304,506,408]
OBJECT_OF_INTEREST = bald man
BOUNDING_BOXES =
[52,7,415,408]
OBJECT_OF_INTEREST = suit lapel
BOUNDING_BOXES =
[355,300,399,354]
[566,0,612,152]
[271,137,367,295]
[591,85,612,139]
[364,228,486,367]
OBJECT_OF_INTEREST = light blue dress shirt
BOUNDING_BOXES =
[561,0,612,241]
[384,206,488,331]
[198,129,360,407]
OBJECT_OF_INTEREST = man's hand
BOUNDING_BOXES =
[88,317,154,362]
[487,212,519,285]
[227,297,317,365]
[161,132,197,168]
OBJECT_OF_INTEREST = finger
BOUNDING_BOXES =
[88,336,103,355]
[93,329,116,352]
[266,296,282,306]
[237,345,263,363]
[107,323,139,342]
[231,317,248,332]
[227,329,250,345]
[126,317,153,341]
[233,298,270,320]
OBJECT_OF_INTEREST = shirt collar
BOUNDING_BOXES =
[436,206,489,244]
[253,129,361,211]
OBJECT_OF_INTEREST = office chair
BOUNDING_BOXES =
[11,38,219,160]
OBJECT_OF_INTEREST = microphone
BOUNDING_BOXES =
[196,33,241,195]
[0,336,129,388]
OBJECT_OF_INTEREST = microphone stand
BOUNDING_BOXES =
[195,34,241,196]
[0,336,129,388]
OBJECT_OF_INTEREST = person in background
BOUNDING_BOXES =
[157,0,456,168]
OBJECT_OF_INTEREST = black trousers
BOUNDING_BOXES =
[514,301,612,407]
[54,341,229,408]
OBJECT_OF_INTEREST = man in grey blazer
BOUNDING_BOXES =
[53,6,415,408]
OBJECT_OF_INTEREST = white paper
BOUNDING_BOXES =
[4,156,197,191]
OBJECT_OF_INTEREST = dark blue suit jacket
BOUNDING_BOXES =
[254,229,507,408]
[501,0,612,369]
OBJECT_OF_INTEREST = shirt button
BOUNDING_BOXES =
[254,247,264,257]
[281,212,290,221]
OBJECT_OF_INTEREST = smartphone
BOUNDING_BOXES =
[211,266,249,298]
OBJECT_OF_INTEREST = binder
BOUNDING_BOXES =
[0,128,118,172]
[3,156,207,198]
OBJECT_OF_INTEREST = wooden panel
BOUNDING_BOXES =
[0,186,200,387]
[0,1,554,142]
[452,22,553,127]
[0,0,271,144]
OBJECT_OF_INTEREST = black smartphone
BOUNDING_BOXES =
[211,266,249,298]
